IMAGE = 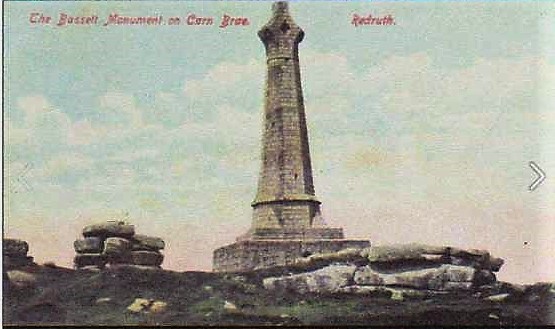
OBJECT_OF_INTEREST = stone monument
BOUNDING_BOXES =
[213,1,370,272]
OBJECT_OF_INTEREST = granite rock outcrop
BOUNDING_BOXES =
[73,221,165,269]
[3,238,35,270]
[263,244,505,298]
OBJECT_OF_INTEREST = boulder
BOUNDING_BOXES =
[7,270,37,290]
[361,244,449,263]
[79,265,102,272]
[263,264,356,293]
[298,248,367,266]
[382,288,447,300]
[127,298,151,313]
[451,255,504,272]
[131,235,165,251]
[337,285,393,297]
[3,239,29,256]
[390,289,404,301]
[354,264,476,291]
[485,293,510,302]
[126,298,167,313]
[422,254,445,262]
[473,269,497,286]
[150,301,168,314]
[450,247,489,258]
[3,255,34,269]
[476,281,526,297]
[448,248,503,272]
[74,237,104,254]
[103,237,131,256]
[488,257,504,272]
[224,301,239,314]
[489,313,500,320]
[74,253,107,268]
[443,281,474,290]
[107,255,133,265]
[82,222,135,238]
[362,244,504,272]
[450,256,474,267]
[442,265,476,282]
[523,282,555,302]
[96,297,112,304]
[253,248,367,276]
[130,250,164,266]
[108,264,162,271]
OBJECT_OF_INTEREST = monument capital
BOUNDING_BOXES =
[258,1,304,59]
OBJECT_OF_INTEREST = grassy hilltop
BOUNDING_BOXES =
[3,264,554,326]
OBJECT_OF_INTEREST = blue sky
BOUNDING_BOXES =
[4,1,555,283]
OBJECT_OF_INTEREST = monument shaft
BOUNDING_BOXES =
[250,1,322,234]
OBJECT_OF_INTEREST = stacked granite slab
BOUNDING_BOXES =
[74,221,165,270]
[352,244,504,291]
[263,244,505,296]
[3,239,35,270]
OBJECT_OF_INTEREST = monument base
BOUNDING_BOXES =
[213,239,370,272]
[238,227,345,240]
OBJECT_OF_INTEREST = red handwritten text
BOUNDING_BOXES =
[352,14,395,27]
[219,14,250,28]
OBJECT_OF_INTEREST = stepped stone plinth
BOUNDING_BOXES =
[214,239,369,273]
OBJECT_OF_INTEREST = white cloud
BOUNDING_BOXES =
[16,95,53,124]
[68,119,109,146]
[301,51,355,98]
[99,92,135,109]
[9,96,72,154]
[39,153,94,179]
[184,59,265,98]
[99,91,144,128]
[11,94,122,148]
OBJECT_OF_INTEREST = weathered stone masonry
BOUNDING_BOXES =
[250,1,321,235]
[213,2,370,272]
[214,240,369,273]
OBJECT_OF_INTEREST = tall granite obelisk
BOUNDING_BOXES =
[247,1,342,240]
[213,1,369,272]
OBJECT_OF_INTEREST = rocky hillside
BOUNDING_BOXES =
[3,263,554,326]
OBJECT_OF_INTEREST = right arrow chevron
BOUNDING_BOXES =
[529,161,546,191]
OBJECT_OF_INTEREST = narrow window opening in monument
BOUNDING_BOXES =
[294,173,298,180]
[280,21,290,33]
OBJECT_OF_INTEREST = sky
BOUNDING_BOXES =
[4,1,555,284]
